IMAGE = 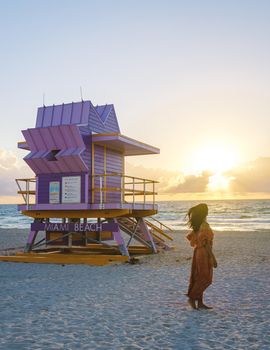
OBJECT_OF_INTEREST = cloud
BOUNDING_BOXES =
[0,149,18,170]
[166,171,212,193]
[0,149,33,196]
[227,157,270,193]
[125,162,184,193]
[127,158,270,196]
[126,162,212,194]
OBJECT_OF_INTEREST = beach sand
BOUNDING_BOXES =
[0,228,269,349]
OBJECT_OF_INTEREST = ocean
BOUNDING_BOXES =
[157,199,270,231]
[0,199,269,232]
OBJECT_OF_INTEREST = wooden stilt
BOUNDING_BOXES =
[110,218,130,258]
[25,230,39,252]
[137,218,157,253]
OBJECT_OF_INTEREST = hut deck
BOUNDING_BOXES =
[19,208,157,219]
[0,245,154,266]
[0,252,129,266]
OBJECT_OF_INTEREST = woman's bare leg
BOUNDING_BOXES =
[197,294,213,309]
[188,297,197,309]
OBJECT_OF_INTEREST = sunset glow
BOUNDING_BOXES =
[207,173,233,192]
[190,145,238,175]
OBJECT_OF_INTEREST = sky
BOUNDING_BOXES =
[0,0,270,202]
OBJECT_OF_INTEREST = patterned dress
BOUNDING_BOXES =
[186,222,214,300]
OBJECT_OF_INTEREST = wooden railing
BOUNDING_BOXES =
[16,178,36,209]
[146,216,174,233]
[16,174,159,209]
[91,173,158,208]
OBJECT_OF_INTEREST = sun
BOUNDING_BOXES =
[187,144,238,192]
[190,145,238,174]
[207,173,233,191]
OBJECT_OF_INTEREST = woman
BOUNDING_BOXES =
[186,203,217,310]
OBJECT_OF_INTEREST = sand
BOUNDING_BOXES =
[0,228,269,349]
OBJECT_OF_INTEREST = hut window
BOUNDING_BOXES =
[46,149,60,161]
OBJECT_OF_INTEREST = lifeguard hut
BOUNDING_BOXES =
[2,100,173,265]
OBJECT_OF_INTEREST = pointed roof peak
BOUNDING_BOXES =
[94,104,113,123]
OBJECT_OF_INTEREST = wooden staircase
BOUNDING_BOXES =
[117,217,173,252]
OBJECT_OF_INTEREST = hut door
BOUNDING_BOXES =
[92,144,105,204]
[92,144,123,204]
[105,147,123,203]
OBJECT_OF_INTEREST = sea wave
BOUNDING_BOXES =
[0,200,270,231]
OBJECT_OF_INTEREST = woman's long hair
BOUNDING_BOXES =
[187,203,208,232]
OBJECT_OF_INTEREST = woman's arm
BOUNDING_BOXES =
[204,243,218,268]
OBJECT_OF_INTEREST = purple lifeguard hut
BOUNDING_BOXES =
[11,100,173,265]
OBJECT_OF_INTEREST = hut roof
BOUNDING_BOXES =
[92,133,160,156]
[35,101,120,134]
[94,104,113,123]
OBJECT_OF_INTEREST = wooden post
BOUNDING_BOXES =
[34,177,37,205]
[120,175,123,206]
[143,179,146,209]
[122,156,125,204]
[132,177,135,209]
[104,145,107,203]
[91,143,95,203]
[99,176,103,208]
[98,218,101,242]
[84,173,88,204]
[153,182,155,209]
[26,179,29,210]
[84,218,87,245]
